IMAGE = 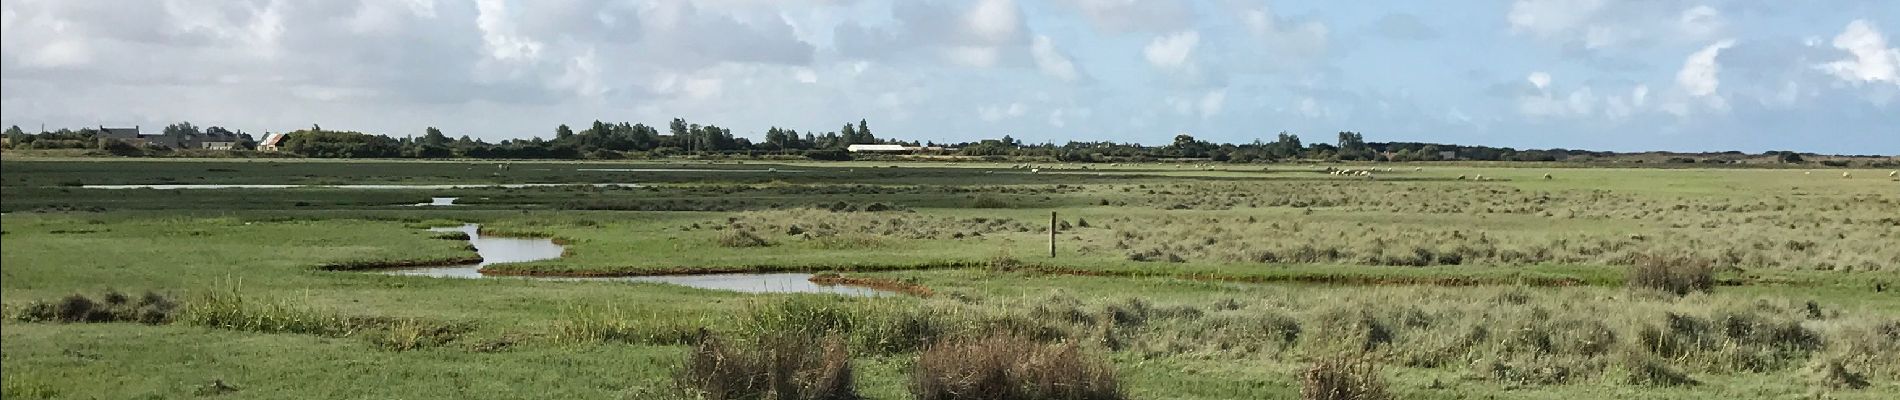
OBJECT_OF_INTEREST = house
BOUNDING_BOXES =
[1438,151,1458,160]
[846,144,909,153]
[94,126,161,147]
[257,132,288,152]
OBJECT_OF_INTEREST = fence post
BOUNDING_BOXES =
[1050,211,1057,258]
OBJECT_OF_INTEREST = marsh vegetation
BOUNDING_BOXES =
[2,159,1895,399]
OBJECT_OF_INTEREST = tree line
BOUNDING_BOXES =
[1,120,1866,164]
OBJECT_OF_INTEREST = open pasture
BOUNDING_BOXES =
[2,159,1896,399]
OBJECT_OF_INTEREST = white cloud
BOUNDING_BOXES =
[1055,0,1191,33]
[1297,97,1324,118]
[966,0,1021,42]
[978,102,1027,121]
[1508,0,1723,51]
[1030,35,1080,81]
[475,0,543,62]
[1508,0,1607,39]
[1527,72,1552,91]
[1144,30,1197,69]
[1677,39,1735,97]
[1677,5,1723,39]
[1198,89,1225,118]
[946,45,1002,67]
[1817,20,1900,87]
[1239,5,1328,57]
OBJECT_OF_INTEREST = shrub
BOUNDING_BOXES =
[1621,352,1698,387]
[718,230,773,248]
[373,319,465,352]
[675,332,857,400]
[971,195,1012,209]
[1626,254,1715,296]
[12,290,177,324]
[912,335,1123,400]
[1808,357,1870,390]
[1300,356,1391,400]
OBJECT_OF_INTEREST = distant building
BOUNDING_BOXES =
[1438,150,1458,160]
[846,144,909,153]
[258,132,289,152]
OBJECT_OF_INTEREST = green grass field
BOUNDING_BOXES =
[3,158,1896,399]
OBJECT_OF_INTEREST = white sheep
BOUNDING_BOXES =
[1889,170,1897,177]
[1543,173,1553,180]
[1475,174,1486,181]
[1414,167,1423,171]
[1030,168,1041,174]
[1842,172,1852,179]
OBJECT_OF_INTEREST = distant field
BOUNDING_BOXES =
[2,158,1895,399]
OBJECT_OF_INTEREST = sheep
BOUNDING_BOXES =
[1889,170,1897,177]
[1030,168,1041,174]
[1475,174,1486,181]
[1414,167,1423,171]
[1805,171,1812,175]
[1842,172,1852,179]
[1457,175,1467,180]
[1543,173,1553,180]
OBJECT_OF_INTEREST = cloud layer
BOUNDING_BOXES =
[2,0,1895,153]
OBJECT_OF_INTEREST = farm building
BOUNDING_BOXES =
[846,144,909,153]
[257,132,288,152]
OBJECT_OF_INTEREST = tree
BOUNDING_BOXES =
[1776,151,1804,164]
[421,127,450,147]
[1271,132,1303,159]
[163,122,202,138]
[855,119,874,144]
[1336,131,1369,160]
[555,124,575,141]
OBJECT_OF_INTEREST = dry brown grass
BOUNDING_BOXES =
[1300,356,1391,400]
[676,332,857,400]
[911,335,1123,400]
[1626,254,1715,296]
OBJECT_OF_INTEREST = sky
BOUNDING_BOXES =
[1,0,1896,154]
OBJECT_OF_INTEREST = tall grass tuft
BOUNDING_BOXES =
[174,285,361,337]
[911,335,1124,400]
[675,331,858,400]
[550,306,703,345]
[1300,356,1391,400]
[1626,254,1715,296]
[718,229,773,248]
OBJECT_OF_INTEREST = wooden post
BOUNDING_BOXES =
[1049,211,1057,258]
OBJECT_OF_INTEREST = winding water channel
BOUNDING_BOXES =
[380,224,892,296]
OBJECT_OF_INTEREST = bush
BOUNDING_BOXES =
[13,290,177,324]
[912,335,1123,400]
[676,332,857,400]
[1626,254,1715,296]
[1621,352,1698,387]
[1808,357,1871,390]
[718,230,773,248]
[971,195,1012,209]
[1300,356,1391,400]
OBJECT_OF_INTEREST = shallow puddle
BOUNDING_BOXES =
[576,168,803,173]
[412,197,459,206]
[81,183,643,190]
[381,224,891,296]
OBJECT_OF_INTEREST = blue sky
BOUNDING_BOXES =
[2,0,1896,153]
